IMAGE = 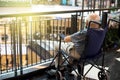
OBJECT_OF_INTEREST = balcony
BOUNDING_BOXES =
[0,2,120,80]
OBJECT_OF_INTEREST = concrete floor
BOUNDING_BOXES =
[27,50,120,80]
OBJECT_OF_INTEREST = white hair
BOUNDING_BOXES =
[86,13,100,28]
[86,13,100,22]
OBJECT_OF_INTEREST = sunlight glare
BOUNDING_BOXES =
[32,5,65,12]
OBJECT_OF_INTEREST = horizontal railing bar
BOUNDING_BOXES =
[0,7,119,17]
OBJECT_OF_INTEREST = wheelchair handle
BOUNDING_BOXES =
[88,20,101,28]
[108,18,120,25]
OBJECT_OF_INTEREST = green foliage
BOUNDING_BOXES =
[0,1,31,7]
[117,0,120,7]
[104,28,120,50]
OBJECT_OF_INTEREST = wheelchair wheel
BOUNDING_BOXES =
[98,70,108,80]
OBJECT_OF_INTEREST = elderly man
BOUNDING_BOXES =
[54,13,101,69]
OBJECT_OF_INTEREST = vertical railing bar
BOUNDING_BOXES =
[51,19,53,59]
[4,23,8,72]
[60,17,62,34]
[80,12,84,30]
[99,0,101,8]
[10,20,14,71]
[87,0,90,10]
[39,19,42,63]
[91,0,93,8]
[64,18,66,35]
[16,42,19,69]
[76,12,78,31]
[98,0,101,15]
[61,18,64,34]
[103,0,106,8]
[47,19,51,61]
[46,19,49,60]
[53,19,59,39]
[45,19,48,60]
[68,18,70,34]
[44,19,47,62]
[81,0,85,30]
[13,19,17,77]
[25,20,28,67]
[67,18,69,35]
[93,0,96,12]
[35,20,38,64]
[34,20,37,64]
[38,19,40,63]
[29,17,33,66]
[56,19,59,41]
[18,17,23,75]
[52,19,55,57]
[16,18,19,69]
[26,46,28,67]
[30,20,33,66]
[102,0,104,14]
[62,17,63,33]
[65,18,68,35]
[82,0,84,10]
[10,54,13,71]
[15,19,19,70]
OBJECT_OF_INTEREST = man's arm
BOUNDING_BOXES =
[64,28,88,43]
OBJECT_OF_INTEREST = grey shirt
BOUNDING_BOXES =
[71,30,87,55]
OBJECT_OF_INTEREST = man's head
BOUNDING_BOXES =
[86,13,100,28]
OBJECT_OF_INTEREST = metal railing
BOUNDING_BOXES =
[0,0,120,79]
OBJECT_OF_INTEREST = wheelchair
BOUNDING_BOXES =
[48,12,109,80]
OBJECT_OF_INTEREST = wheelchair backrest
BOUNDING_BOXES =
[83,26,107,58]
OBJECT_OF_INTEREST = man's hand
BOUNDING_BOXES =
[64,36,71,42]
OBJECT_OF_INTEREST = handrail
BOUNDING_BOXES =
[0,7,119,17]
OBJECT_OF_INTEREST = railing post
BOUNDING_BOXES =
[101,11,108,67]
[101,12,108,29]
[70,14,77,34]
